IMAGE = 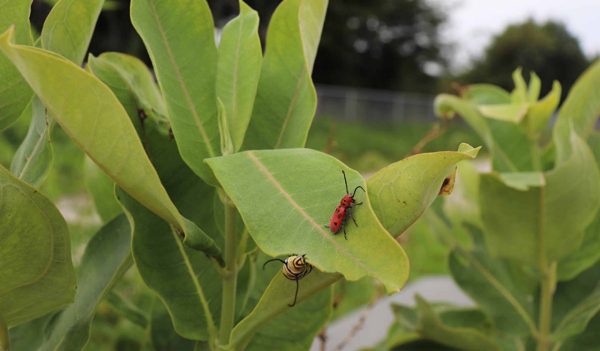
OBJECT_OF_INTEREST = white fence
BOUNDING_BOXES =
[316,85,437,123]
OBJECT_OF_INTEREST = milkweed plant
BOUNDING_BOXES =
[0,1,597,351]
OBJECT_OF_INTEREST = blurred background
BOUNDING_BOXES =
[3,0,599,349]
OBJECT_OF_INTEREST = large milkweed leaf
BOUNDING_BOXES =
[206,148,409,292]
[131,0,220,183]
[39,215,132,351]
[242,0,327,149]
[119,190,221,341]
[0,28,221,260]
[11,0,105,185]
[367,143,480,236]
[0,164,75,327]
[216,1,262,152]
[0,0,32,130]
[554,60,600,162]
[480,131,600,266]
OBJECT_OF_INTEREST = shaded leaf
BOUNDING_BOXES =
[0,164,75,326]
[131,0,219,182]
[243,0,327,149]
[40,215,132,351]
[413,296,499,351]
[367,143,480,236]
[84,156,121,222]
[150,299,196,351]
[231,271,339,350]
[206,149,409,291]
[559,313,600,351]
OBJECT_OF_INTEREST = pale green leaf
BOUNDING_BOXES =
[10,98,53,186]
[0,1,32,130]
[510,67,527,103]
[40,215,132,351]
[206,149,409,291]
[216,1,262,152]
[462,84,511,105]
[480,131,600,265]
[497,171,545,191]
[559,313,600,351]
[11,0,105,184]
[435,94,525,172]
[554,60,600,162]
[131,0,219,183]
[478,103,529,123]
[442,160,481,228]
[243,0,327,149]
[0,164,75,327]
[527,71,541,102]
[526,81,561,136]
[367,143,480,236]
[0,28,221,259]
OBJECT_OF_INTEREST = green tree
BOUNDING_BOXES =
[462,19,589,97]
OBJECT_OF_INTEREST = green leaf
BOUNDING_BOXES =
[87,52,167,129]
[412,296,499,351]
[0,164,75,327]
[553,286,600,341]
[448,226,535,335]
[0,2,32,130]
[557,214,600,280]
[231,271,338,350]
[480,131,600,265]
[84,157,121,222]
[150,299,196,351]
[442,160,481,228]
[331,277,378,321]
[462,84,511,105]
[0,28,221,259]
[552,263,600,341]
[119,190,221,341]
[40,215,132,351]
[243,0,327,149]
[554,60,600,162]
[206,149,409,291]
[216,1,262,152]
[559,313,600,351]
[244,279,332,351]
[10,98,53,186]
[40,0,104,63]
[367,143,480,236]
[131,0,219,182]
[116,125,223,342]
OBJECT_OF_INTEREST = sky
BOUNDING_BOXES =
[436,0,600,70]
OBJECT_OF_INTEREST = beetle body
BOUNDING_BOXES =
[326,170,365,239]
[263,254,313,307]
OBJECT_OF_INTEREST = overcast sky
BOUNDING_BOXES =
[436,0,600,70]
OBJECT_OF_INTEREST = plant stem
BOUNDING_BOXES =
[218,198,238,347]
[537,262,556,351]
[0,318,8,351]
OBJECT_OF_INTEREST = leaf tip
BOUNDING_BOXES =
[457,143,481,158]
[0,25,16,49]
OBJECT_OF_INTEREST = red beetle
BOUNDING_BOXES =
[326,170,365,239]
